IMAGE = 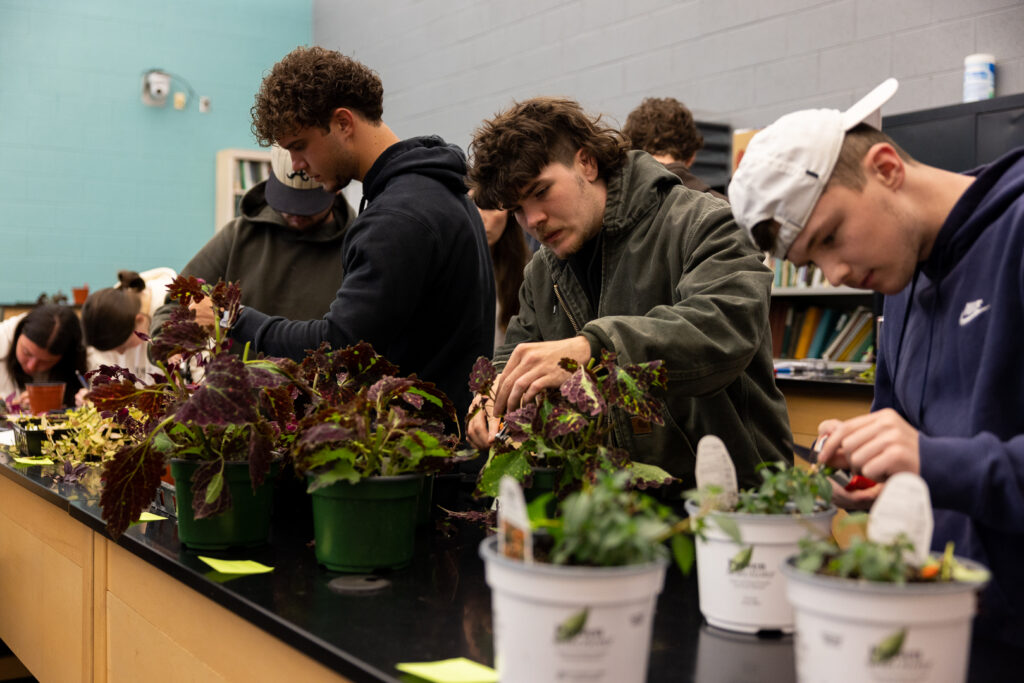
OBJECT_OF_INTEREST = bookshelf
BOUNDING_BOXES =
[767,258,877,369]
[215,148,272,232]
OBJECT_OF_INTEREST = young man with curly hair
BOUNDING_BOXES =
[466,97,792,489]
[623,96,723,199]
[205,46,495,420]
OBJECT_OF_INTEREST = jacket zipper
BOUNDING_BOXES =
[552,283,581,333]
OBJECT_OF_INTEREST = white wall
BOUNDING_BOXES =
[312,0,1024,154]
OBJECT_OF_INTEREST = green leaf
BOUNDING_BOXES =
[729,545,753,573]
[711,514,743,545]
[526,493,555,524]
[204,470,224,505]
[671,534,695,575]
[476,450,531,497]
[306,459,360,492]
[556,608,589,642]
[628,462,676,487]
[871,628,906,663]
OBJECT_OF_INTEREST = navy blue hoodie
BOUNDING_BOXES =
[874,147,1024,646]
[232,136,496,422]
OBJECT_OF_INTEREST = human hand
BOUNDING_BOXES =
[815,408,920,482]
[492,337,592,416]
[466,390,500,449]
[74,387,89,407]
[188,296,217,330]
[16,390,30,411]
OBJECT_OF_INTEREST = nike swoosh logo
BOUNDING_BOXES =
[959,304,991,326]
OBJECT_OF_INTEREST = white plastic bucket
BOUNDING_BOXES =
[782,557,987,683]
[479,536,667,683]
[687,501,835,634]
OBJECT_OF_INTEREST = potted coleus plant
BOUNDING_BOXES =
[289,341,469,572]
[782,473,989,683]
[684,435,836,634]
[479,471,690,683]
[468,351,674,500]
[89,276,299,548]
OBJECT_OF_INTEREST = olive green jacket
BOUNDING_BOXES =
[495,152,792,489]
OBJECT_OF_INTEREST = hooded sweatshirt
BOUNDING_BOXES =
[231,136,496,420]
[874,146,1024,647]
[152,181,354,332]
[497,151,792,489]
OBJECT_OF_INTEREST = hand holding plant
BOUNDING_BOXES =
[471,351,673,498]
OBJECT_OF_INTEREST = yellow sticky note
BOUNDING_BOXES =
[395,658,498,683]
[13,456,54,465]
[138,512,167,522]
[197,556,274,575]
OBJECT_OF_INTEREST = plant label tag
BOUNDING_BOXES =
[868,472,934,565]
[695,435,738,509]
[497,475,533,563]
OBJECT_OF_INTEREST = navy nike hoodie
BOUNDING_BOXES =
[873,146,1024,647]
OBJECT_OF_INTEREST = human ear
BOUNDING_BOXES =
[575,149,599,182]
[864,143,904,190]
[330,108,356,137]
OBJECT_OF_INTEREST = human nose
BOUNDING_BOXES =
[289,151,306,173]
[822,260,852,287]
[519,204,546,233]
[23,357,38,374]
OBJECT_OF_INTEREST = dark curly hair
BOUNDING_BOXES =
[622,97,703,163]
[251,46,384,146]
[468,97,629,210]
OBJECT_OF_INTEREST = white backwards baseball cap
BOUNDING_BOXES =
[265,144,335,216]
[729,78,899,258]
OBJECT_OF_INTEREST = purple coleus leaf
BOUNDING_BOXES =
[607,361,667,424]
[248,423,274,489]
[560,365,607,417]
[468,356,497,395]
[335,341,400,386]
[165,275,207,307]
[149,318,211,363]
[503,402,538,441]
[175,355,257,425]
[100,440,166,539]
[543,403,588,439]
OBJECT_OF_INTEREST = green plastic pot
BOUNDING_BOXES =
[171,459,276,550]
[310,473,423,572]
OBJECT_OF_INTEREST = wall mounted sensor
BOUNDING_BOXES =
[142,70,171,107]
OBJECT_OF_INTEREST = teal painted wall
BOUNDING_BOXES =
[0,0,312,302]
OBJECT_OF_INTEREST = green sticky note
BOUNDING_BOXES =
[395,658,498,683]
[197,556,274,575]
[138,511,167,522]
[13,456,54,465]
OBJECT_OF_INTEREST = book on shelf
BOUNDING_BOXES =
[793,305,822,359]
[846,332,875,363]
[823,307,872,361]
[806,307,839,359]
[785,307,807,358]
[778,306,795,358]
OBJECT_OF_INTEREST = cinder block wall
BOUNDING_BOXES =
[314,0,1024,153]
